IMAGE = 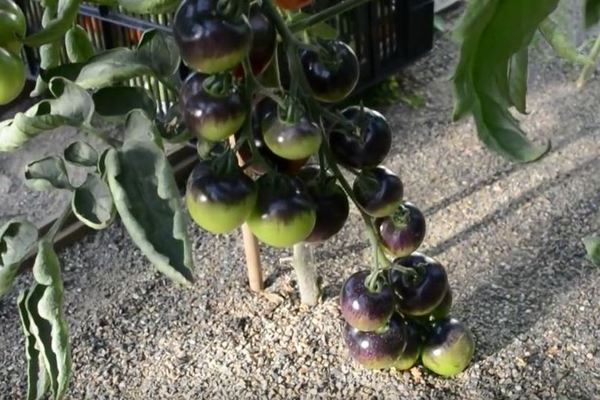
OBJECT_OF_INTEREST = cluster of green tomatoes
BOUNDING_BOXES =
[175,0,475,377]
[0,0,26,106]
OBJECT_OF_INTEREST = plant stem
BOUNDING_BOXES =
[577,31,600,89]
[288,0,372,33]
[292,242,319,305]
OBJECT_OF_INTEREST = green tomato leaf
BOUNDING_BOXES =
[65,25,94,63]
[25,240,71,400]
[0,78,94,151]
[23,0,81,47]
[539,18,592,65]
[122,109,163,147]
[117,0,179,14]
[72,173,116,229]
[92,86,156,119]
[32,4,63,97]
[136,29,180,78]
[585,0,600,28]
[64,141,98,167]
[584,236,600,265]
[17,290,50,400]
[104,139,194,285]
[508,45,528,114]
[0,220,39,297]
[25,156,72,191]
[451,0,557,162]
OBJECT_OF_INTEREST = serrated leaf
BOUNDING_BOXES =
[92,87,156,119]
[585,0,600,28]
[18,290,49,400]
[584,236,600,265]
[451,0,557,162]
[23,0,81,47]
[0,220,38,297]
[64,141,98,167]
[41,31,179,91]
[0,78,94,151]
[25,156,72,191]
[508,46,528,114]
[72,173,115,229]
[539,18,592,65]
[65,25,94,63]
[25,240,71,400]
[104,140,194,285]
[136,30,180,77]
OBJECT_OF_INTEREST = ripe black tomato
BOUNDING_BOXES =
[329,106,391,169]
[393,317,422,370]
[233,4,276,78]
[353,167,403,218]
[340,270,396,331]
[300,40,359,103]
[376,201,426,258]
[389,252,449,317]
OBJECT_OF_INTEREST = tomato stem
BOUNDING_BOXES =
[287,0,373,34]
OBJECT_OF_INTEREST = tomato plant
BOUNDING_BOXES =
[3,0,600,397]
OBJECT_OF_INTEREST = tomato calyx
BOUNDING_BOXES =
[201,72,236,97]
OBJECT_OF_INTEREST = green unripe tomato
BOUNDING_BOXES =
[421,318,475,377]
[0,0,26,54]
[0,47,25,105]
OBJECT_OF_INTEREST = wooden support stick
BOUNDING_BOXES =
[230,136,264,291]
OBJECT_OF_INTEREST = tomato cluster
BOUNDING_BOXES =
[176,0,359,247]
[340,235,475,377]
[0,0,26,105]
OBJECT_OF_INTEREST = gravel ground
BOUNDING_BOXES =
[2,4,600,399]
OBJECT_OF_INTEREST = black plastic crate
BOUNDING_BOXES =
[18,0,433,111]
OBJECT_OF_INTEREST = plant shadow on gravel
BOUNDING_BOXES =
[426,156,600,360]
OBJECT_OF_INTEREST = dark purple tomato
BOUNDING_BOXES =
[185,159,256,234]
[393,318,422,370]
[353,166,403,218]
[233,4,276,78]
[236,98,308,174]
[246,174,316,247]
[343,314,407,370]
[180,72,246,142]
[300,40,359,103]
[389,253,449,317]
[430,288,452,320]
[297,165,349,243]
[329,106,391,169]
[340,270,396,331]
[376,201,426,258]
[421,318,475,377]
[173,0,252,74]
[262,113,322,160]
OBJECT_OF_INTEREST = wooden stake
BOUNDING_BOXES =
[230,136,264,291]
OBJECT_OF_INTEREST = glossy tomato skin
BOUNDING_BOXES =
[353,167,403,218]
[0,0,25,54]
[389,253,449,317]
[329,106,391,169]
[185,160,257,234]
[180,72,246,142]
[275,0,312,10]
[262,114,322,160]
[340,270,396,331]
[247,175,316,247]
[233,5,276,77]
[421,318,475,377]
[237,98,308,174]
[0,47,25,105]
[300,40,359,103]
[344,314,407,370]
[376,202,426,258]
[393,318,422,370]
[297,165,349,243]
[174,0,251,74]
